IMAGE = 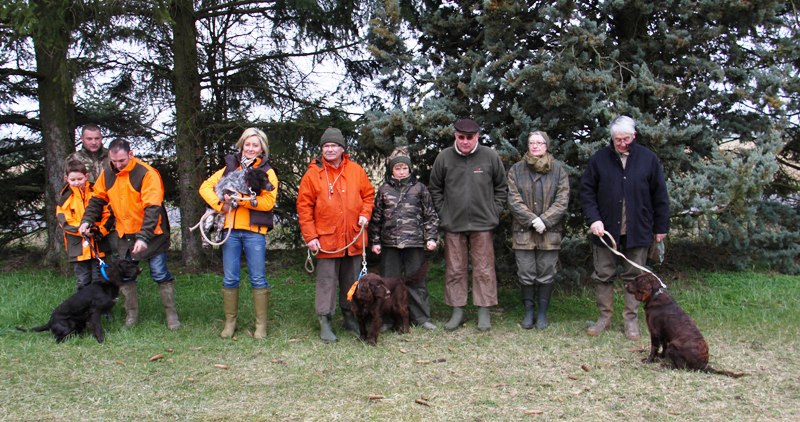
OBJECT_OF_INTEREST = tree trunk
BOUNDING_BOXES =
[33,0,76,271]
[170,0,207,268]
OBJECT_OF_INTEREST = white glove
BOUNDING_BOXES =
[532,217,546,234]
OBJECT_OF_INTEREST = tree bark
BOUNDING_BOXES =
[33,0,76,271]
[170,0,207,267]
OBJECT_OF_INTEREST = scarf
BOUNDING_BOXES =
[525,152,552,174]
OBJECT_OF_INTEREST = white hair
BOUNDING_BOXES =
[610,115,636,136]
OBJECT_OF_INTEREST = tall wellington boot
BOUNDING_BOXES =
[253,288,270,339]
[622,288,641,341]
[318,314,337,343]
[119,283,139,328]
[220,287,239,338]
[536,283,555,330]
[159,280,181,331]
[586,283,613,336]
[520,285,535,329]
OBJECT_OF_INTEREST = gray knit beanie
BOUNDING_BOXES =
[320,127,346,149]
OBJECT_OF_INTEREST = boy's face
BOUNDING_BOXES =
[66,171,87,188]
[392,163,410,179]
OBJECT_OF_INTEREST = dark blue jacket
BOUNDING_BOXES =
[580,141,670,249]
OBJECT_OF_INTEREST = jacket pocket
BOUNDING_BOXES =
[513,229,532,246]
[317,225,337,251]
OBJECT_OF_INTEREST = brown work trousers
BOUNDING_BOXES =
[315,255,361,316]
[443,231,498,307]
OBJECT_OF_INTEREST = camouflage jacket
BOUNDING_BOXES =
[369,175,439,249]
[66,147,108,183]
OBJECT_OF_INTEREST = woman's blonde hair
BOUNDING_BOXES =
[235,128,269,158]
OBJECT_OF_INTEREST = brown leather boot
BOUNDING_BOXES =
[622,288,641,341]
[119,283,138,328]
[253,288,269,339]
[159,280,181,331]
[220,287,238,338]
[587,283,613,336]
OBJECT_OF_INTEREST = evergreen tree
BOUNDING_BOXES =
[365,0,800,272]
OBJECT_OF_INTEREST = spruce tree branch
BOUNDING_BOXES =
[201,39,363,79]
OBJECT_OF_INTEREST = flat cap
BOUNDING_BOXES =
[454,118,480,134]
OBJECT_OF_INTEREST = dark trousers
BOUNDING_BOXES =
[379,247,431,324]
[74,260,100,291]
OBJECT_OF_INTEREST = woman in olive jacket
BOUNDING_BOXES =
[507,131,569,329]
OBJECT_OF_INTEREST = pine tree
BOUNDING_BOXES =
[365,0,800,272]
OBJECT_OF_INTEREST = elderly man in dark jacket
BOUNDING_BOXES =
[580,115,669,340]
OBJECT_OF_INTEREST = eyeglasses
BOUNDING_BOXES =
[456,133,477,141]
[612,135,634,144]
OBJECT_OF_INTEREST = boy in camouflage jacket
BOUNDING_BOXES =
[369,147,440,330]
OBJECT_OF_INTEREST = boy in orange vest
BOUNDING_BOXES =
[56,160,112,290]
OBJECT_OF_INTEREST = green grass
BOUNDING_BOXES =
[1,259,798,421]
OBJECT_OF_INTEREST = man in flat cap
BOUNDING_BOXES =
[297,127,375,343]
[429,118,508,331]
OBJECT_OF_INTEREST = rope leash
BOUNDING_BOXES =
[597,230,667,289]
[189,207,235,246]
[304,224,368,281]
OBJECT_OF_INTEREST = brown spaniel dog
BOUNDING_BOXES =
[626,273,744,378]
[350,261,428,346]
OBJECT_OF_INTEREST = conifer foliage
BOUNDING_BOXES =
[364,0,800,272]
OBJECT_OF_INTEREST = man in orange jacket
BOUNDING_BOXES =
[79,139,180,331]
[297,127,375,343]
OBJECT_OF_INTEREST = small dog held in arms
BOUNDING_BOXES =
[17,259,141,343]
[626,273,745,378]
[350,261,429,346]
[200,168,272,245]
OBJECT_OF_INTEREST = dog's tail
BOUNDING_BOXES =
[702,365,746,378]
[16,324,49,333]
[403,260,429,286]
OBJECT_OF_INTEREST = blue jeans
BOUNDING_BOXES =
[222,230,268,289]
[148,252,174,283]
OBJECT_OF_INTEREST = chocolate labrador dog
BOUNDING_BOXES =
[19,259,141,343]
[626,273,744,378]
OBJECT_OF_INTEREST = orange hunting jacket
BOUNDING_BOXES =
[83,156,169,244]
[56,181,112,262]
[198,157,279,235]
[296,154,375,258]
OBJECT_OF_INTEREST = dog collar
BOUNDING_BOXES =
[653,287,665,298]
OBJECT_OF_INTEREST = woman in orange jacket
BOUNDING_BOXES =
[199,128,279,340]
[56,159,112,290]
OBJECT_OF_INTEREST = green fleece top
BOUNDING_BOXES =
[428,145,507,232]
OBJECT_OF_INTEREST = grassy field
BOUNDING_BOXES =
[1,256,798,421]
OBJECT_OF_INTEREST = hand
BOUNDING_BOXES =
[371,245,381,255]
[307,238,320,252]
[655,233,667,242]
[590,221,605,237]
[132,239,148,255]
[221,203,231,213]
[78,222,90,235]
[426,240,437,251]
[532,217,546,234]
[358,216,369,227]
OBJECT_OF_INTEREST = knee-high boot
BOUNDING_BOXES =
[586,283,613,336]
[622,288,641,341]
[220,287,238,338]
[536,283,555,330]
[253,288,270,339]
[159,280,181,331]
[119,283,138,328]
[520,285,535,329]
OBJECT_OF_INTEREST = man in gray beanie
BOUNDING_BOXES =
[297,127,375,343]
[429,118,508,332]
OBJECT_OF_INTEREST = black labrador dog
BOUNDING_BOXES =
[19,259,141,343]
